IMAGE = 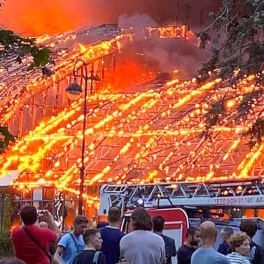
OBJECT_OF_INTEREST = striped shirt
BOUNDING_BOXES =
[227,252,250,264]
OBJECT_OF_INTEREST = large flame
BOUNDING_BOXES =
[0,24,263,207]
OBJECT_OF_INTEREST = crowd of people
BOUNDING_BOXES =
[1,204,264,264]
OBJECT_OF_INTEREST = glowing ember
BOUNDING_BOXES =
[0,24,264,207]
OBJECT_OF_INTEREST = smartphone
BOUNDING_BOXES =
[37,210,47,216]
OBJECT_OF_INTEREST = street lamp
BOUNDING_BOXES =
[65,59,100,215]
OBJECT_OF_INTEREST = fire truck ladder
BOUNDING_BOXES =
[98,179,264,215]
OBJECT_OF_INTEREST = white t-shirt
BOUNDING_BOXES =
[120,230,165,264]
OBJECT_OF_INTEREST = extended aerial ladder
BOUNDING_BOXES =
[98,178,264,216]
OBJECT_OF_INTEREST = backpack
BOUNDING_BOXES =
[93,251,100,264]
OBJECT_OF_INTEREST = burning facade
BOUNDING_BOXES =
[0,23,263,219]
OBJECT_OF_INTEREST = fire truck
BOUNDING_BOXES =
[99,179,264,263]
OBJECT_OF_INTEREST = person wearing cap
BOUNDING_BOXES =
[54,215,88,264]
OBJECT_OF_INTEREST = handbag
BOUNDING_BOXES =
[22,226,52,263]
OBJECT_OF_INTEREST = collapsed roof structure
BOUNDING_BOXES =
[0,24,263,206]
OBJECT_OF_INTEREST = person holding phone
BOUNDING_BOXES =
[11,205,61,264]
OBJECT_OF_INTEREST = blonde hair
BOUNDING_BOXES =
[229,232,250,252]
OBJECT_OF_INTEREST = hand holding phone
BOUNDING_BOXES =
[37,210,48,216]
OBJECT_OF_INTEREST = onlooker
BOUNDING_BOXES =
[11,205,60,264]
[97,221,109,229]
[177,227,200,264]
[54,215,88,264]
[0,258,25,264]
[191,221,231,264]
[39,221,56,258]
[120,207,166,264]
[72,229,106,264]
[152,216,177,264]
[218,227,233,255]
[239,219,264,264]
[227,232,250,264]
[100,206,124,264]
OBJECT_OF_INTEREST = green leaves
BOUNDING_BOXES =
[236,90,263,121]
[205,97,226,129]
[0,28,52,71]
[244,118,264,148]
[197,0,264,81]
[0,126,15,154]
[28,47,51,70]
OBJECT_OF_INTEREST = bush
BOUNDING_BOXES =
[0,233,13,257]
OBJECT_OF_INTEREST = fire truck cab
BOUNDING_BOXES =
[99,180,264,264]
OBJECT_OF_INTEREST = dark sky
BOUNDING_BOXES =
[0,0,222,36]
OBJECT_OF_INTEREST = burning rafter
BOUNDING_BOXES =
[0,24,264,206]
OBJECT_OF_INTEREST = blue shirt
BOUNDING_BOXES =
[58,233,85,264]
[191,247,231,264]
[100,226,124,264]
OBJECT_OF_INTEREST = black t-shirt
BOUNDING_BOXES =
[218,242,232,255]
[72,250,106,264]
[177,244,196,264]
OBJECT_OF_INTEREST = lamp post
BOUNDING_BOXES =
[65,59,100,215]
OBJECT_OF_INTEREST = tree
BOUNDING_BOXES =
[0,126,15,154]
[197,0,264,82]
[197,0,264,148]
[0,28,51,70]
[0,0,51,71]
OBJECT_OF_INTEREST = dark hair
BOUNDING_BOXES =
[131,207,152,231]
[20,205,37,225]
[73,215,88,225]
[221,227,234,238]
[229,232,250,252]
[97,221,109,229]
[0,258,25,264]
[152,216,165,232]
[240,219,257,238]
[83,229,100,244]
[186,227,200,239]
[108,206,121,223]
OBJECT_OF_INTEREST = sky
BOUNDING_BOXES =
[0,0,222,36]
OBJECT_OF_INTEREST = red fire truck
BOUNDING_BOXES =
[99,179,264,263]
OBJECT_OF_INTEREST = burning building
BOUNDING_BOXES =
[0,22,263,221]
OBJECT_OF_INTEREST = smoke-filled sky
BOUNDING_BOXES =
[0,0,222,36]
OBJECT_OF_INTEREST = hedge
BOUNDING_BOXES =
[0,233,13,257]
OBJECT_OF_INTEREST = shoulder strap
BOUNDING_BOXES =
[22,227,50,259]
[69,232,81,253]
[93,251,100,264]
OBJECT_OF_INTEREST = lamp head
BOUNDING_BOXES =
[65,81,82,101]
[136,198,144,207]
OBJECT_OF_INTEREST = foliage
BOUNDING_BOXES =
[0,233,13,257]
[0,126,15,154]
[0,28,51,70]
[197,0,264,81]
[235,89,263,121]
[243,118,264,148]
[205,97,226,128]
[0,187,14,232]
